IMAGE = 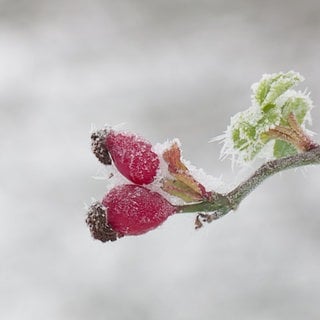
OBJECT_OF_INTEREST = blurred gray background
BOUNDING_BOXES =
[1,0,320,319]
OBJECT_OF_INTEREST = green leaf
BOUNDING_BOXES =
[254,74,282,106]
[220,71,313,165]
[259,103,281,127]
[273,140,297,158]
[281,94,311,125]
[254,71,303,107]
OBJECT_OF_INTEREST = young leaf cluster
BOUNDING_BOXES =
[220,71,313,164]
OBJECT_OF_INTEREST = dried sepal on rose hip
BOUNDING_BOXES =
[91,128,160,185]
[102,184,176,236]
[86,201,123,242]
[91,129,112,165]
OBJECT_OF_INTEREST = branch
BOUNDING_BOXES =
[178,145,320,221]
[87,72,320,240]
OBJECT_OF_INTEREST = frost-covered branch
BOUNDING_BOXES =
[178,145,320,226]
[86,71,320,242]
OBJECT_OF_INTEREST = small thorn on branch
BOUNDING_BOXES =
[195,212,219,229]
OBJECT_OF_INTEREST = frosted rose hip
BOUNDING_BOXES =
[103,184,176,235]
[106,130,160,185]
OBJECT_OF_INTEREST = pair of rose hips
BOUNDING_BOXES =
[87,129,177,242]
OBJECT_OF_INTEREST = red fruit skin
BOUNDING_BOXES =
[102,184,176,236]
[106,131,160,185]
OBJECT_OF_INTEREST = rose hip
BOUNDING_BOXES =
[106,130,160,185]
[102,184,176,236]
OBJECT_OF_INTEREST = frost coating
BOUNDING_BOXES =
[218,71,314,165]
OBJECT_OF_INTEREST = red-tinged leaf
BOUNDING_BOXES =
[162,142,212,201]
[162,179,204,203]
[173,172,209,198]
[162,142,188,174]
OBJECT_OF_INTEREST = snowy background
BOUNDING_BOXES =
[1,0,320,319]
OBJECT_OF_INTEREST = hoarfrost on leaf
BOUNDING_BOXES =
[252,71,304,107]
[217,71,314,166]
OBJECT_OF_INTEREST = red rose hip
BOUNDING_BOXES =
[91,129,160,184]
[103,184,176,236]
[106,130,160,185]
